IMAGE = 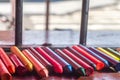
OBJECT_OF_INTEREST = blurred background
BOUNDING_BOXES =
[0,0,120,47]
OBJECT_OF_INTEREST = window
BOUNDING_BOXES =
[87,0,120,47]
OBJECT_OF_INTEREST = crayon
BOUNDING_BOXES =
[62,49,94,76]
[35,47,63,74]
[22,49,49,77]
[97,47,120,61]
[89,47,120,71]
[72,45,105,70]
[105,48,120,58]
[78,45,109,67]
[28,48,53,74]
[9,54,28,75]
[0,48,15,74]
[66,47,96,69]
[42,47,73,74]
[0,59,12,80]
[10,46,33,71]
[55,49,86,76]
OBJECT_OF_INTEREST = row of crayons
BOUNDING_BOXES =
[1,45,120,80]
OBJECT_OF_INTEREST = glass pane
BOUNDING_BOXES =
[23,0,46,45]
[23,0,81,46]
[87,0,120,47]
[48,0,81,46]
[0,0,14,45]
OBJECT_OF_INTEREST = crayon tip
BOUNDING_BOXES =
[26,64,33,72]
[8,66,15,74]
[77,68,86,76]
[64,65,73,73]
[115,63,120,71]
[104,61,110,67]
[54,66,63,74]
[1,73,12,80]
[39,69,49,77]
[96,62,105,70]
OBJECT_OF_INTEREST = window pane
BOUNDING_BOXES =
[23,0,45,45]
[49,0,81,46]
[87,0,120,47]
[23,0,81,46]
[0,0,14,45]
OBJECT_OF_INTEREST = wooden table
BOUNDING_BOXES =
[13,71,120,80]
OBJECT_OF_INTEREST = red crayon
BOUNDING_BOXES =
[72,45,105,70]
[0,48,15,74]
[9,54,28,75]
[62,49,94,76]
[55,49,86,76]
[28,48,53,74]
[66,47,96,69]
[42,47,73,74]
[0,59,12,80]
[35,47,63,74]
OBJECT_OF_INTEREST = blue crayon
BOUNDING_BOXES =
[42,47,73,74]
[89,47,120,71]
[78,45,110,67]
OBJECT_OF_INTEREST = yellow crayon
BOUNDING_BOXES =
[97,47,120,61]
[10,46,33,71]
[105,48,120,58]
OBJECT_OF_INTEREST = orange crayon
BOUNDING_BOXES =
[10,46,33,71]
[0,59,12,80]
[0,48,15,74]
[22,49,49,77]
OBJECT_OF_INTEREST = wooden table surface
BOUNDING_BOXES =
[12,71,120,80]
